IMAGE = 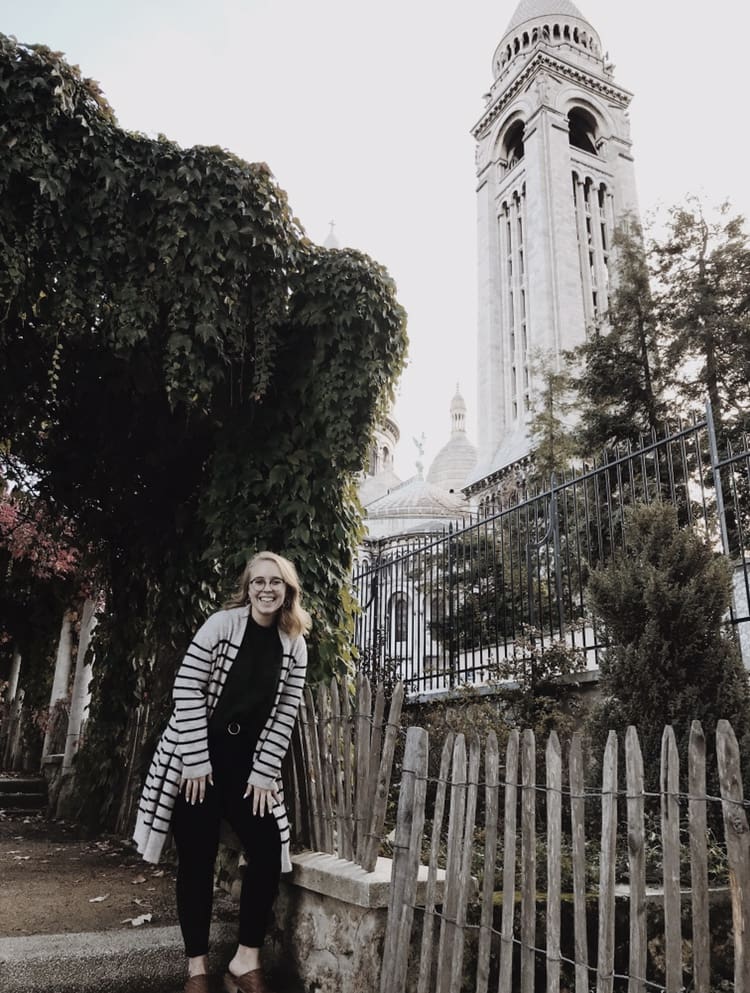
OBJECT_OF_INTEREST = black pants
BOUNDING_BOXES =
[172,729,281,958]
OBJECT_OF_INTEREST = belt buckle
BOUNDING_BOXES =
[227,721,241,736]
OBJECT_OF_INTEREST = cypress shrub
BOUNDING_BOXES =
[585,501,750,794]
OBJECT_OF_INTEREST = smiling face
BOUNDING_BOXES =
[247,559,287,627]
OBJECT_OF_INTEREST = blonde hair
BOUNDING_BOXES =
[224,551,312,638]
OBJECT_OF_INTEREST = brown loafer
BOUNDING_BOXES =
[184,976,213,993]
[223,968,275,993]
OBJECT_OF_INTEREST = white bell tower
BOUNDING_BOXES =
[472,0,640,484]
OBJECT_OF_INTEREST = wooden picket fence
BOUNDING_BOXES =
[285,674,404,870]
[382,719,750,993]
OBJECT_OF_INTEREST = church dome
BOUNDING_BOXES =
[364,475,467,539]
[359,468,402,509]
[503,0,590,37]
[494,0,602,79]
[358,413,402,509]
[426,388,478,493]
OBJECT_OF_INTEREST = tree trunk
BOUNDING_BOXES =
[636,308,659,433]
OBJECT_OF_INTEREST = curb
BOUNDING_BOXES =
[0,923,236,993]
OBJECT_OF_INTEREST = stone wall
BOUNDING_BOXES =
[216,848,445,993]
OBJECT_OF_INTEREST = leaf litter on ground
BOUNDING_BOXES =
[121,913,153,927]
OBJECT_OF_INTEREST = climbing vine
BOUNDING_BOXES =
[0,35,407,827]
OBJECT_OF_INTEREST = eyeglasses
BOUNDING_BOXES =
[249,577,286,590]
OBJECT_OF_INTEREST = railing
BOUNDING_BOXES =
[353,406,750,695]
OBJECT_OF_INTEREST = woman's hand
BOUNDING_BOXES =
[180,773,213,805]
[243,783,279,816]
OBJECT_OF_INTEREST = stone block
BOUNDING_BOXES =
[221,850,448,993]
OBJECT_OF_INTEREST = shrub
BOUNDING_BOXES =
[585,501,750,792]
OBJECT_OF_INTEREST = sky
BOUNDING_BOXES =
[3,0,749,478]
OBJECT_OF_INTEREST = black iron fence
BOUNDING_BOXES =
[353,403,750,696]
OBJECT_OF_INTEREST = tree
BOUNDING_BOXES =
[571,220,666,455]
[0,36,407,826]
[424,523,529,652]
[652,197,750,436]
[527,350,576,485]
[586,501,750,791]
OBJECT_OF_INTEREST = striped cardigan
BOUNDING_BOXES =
[133,606,307,871]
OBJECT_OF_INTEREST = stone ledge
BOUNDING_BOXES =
[289,851,446,909]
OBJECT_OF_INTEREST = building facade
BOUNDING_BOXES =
[471,0,640,488]
[355,394,478,687]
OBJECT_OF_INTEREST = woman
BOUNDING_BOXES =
[134,552,311,993]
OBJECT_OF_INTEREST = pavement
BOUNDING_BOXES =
[0,809,304,993]
[0,923,238,993]
[0,925,305,993]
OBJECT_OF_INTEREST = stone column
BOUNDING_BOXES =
[733,565,750,669]
[3,688,25,769]
[476,158,505,466]
[6,648,21,703]
[41,611,74,759]
[62,598,97,772]
[523,104,587,363]
[508,194,521,417]
[574,176,594,326]
[590,186,609,318]
[0,649,22,765]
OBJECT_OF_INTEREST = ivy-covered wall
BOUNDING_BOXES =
[0,35,407,826]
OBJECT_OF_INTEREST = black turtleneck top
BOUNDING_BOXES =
[208,613,282,738]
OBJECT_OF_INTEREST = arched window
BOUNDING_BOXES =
[390,593,409,643]
[553,24,560,39]
[563,25,570,40]
[568,107,598,155]
[430,595,446,639]
[522,31,530,47]
[502,120,525,172]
